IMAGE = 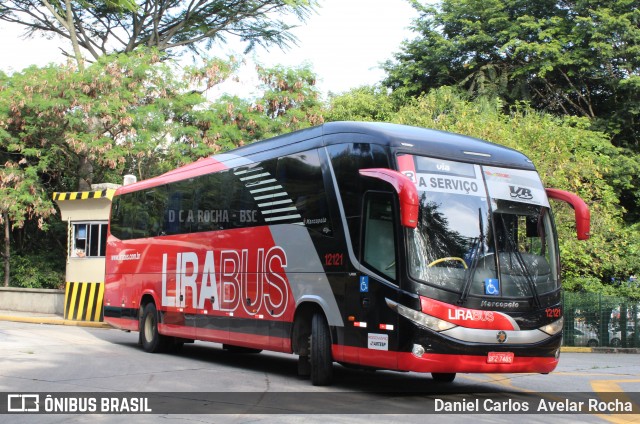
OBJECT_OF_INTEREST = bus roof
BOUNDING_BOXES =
[117,121,536,195]
[228,121,534,170]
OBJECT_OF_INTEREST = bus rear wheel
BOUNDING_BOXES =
[140,303,169,353]
[310,312,333,386]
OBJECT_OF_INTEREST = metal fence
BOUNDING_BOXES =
[563,292,640,348]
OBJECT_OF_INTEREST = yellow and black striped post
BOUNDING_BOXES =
[64,282,105,322]
[53,189,116,201]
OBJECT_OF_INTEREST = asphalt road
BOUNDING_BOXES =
[1,320,639,423]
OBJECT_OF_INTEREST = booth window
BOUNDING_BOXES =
[72,222,108,258]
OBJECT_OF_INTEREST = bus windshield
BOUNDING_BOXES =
[399,155,559,300]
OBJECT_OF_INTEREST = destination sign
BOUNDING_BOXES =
[483,167,550,207]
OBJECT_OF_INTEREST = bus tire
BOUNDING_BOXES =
[140,302,168,353]
[432,372,456,383]
[310,312,333,386]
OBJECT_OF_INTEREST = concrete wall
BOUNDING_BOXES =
[0,287,65,315]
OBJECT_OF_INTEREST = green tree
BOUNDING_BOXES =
[1,50,214,188]
[1,0,319,193]
[382,0,640,150]
[24,0,138,70]
[0,0,318,62]
[0,52,321,191]
[325,85,400,123]
[197,63,324,151]
[0,163,56,287]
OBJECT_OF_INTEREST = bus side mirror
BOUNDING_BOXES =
[545,188,591,240]
[359,168,419,229]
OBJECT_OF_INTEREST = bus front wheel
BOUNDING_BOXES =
[310,312,333,386]
[140,302,168,353]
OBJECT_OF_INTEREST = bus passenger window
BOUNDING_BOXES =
[276,149,332,235]
[362,192,397,281]
[327,143,391,258]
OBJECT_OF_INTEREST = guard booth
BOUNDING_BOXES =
[53,184,119,321]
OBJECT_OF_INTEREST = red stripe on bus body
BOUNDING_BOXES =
[332,345,558,374]
[159,324,292,353]
[105,316,138,331]
[160,323,197,340]
[226,329,292,353]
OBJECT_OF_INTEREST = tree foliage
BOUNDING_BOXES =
[383,0,640,150]
[202,63,324,150]
[3,50,195,188]
[0,0,318,62]
[0,160,56,286]
[325,86,400,123]
[21,0,139,70]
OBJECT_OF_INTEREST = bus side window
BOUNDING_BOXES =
[276,149,333,236]
[110,193,139,240]
[327,143,391,258]
[362,192,397,281]
[165,182,186,235]
[191,172,227,232]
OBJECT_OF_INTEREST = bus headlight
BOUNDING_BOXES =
[539,317,564,336]
[386,298,457,332]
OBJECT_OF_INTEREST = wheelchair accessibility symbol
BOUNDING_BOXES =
[360,276,369,293]
[484,278,500,296]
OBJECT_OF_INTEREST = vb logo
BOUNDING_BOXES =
[509,186,533,200]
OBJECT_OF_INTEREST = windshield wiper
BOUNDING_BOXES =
[458,209,486,305]
[502,220,541,309]
[458,237,481,305]
[510,247,541,309]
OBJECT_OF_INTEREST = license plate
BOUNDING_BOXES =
[487,352,514,364]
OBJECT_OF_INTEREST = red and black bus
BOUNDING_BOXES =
[104,121,590,385]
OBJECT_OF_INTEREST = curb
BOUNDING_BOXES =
[591,346,640,354]
[0,315,111,328]
[560,346,640,354]
[560,347,593,353]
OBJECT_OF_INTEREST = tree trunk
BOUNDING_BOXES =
[42,0,85,70]
[64,0,85,71]
[3,212,10,287]
[78,154,94,191]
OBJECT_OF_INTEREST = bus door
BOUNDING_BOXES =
[349,191,400,368]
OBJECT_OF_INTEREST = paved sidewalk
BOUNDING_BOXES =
[0,309,111,328]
